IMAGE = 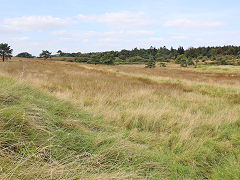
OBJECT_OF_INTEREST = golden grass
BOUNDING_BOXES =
[0,58,240,178]
[0,58,240,179]
[0,59,239,138]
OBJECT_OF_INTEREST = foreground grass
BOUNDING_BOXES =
[1,76,240,179]
[0,76,139,179]
[0,60,240,179]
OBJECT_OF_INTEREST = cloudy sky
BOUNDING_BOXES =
[0,0,239,55]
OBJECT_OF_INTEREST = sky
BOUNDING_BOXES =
[0,0,240,55]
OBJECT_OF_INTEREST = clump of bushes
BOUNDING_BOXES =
[159,62,166,67]
[145,56,156,68]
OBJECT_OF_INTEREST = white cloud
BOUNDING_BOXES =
[2,16,71,32]
[164,19,224,29]
[13,36,29,41]
[52,30,154,39]
[77,11,152,28]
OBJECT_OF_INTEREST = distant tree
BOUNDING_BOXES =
[177,46,185,55]
[100,53,115,65]
[185,47,198,58]
[57,50,64,57]
[127,56,145,63]
[145,56,156,68]
[16,52,33,58]
[32,45,240,65]
[217,56,227,65]
[0,43,13,62]
[40,50,52,59]
[176,54,188,67]
[194,59,199,68]
[187,57,194,66]
[89,54,101,65]
[149,46,158,57]
[207,48,217,58]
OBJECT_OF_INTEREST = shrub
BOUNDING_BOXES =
[127,56,145,63]
[176,54,188,67]
[187,58,194,65]
[217,57,227,65]
[145,56,156,68]
[159,62,166,67]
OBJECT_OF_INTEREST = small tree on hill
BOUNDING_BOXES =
[40,50,52,59]
[16,52,33,58]
[57,50,64,57]
[145,56,156,68]
[0,43,13,62]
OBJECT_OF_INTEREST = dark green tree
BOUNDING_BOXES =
[57,50,64,57]
[185,47,198,58]
[145,56,156,68]
[40,50,52,59]
[149,46,158,57]
[177,46,185,55]
[100,53,115,65]
[176,54,188,67]
[127,56,145,63]
[16,52,33,58]
[0,43,13,62]
[89,53,101,65]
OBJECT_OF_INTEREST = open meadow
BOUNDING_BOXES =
[0,58,240,179]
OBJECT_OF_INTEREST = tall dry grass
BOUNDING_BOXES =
[0,59,240,178]
[0,59,239,140]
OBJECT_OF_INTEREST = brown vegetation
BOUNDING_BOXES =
[0,58,240,179]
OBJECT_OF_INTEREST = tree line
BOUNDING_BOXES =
[2,43,240,68]
[52,45,240,67]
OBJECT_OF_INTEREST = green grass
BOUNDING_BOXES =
[195,64,240,74]
[0,75,239,179]
[197,64,213,68]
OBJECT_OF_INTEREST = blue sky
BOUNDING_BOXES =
[0,0,240,55]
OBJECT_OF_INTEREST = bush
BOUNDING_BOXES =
[100,53,115,65]
[176,55,188,67]
[211,56,217,61]
[159,62,166,67]
[74,57,88,63]
[145,56,156,68]
[127,56,145,63]
[180,60,187,67]
[217,57,227,65]
[187,58,194,65]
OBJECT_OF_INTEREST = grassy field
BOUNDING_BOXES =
[0,58,240,179]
